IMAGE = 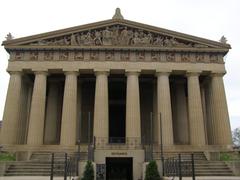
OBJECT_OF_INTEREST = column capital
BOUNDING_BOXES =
[155,71,171,77]
[64,71,79,76]
[34,71,49,76]
[186,70,202,77]
[125,69,141,76]
[8,71,23,75]
[210,72,225,77]
[94,69,110,76]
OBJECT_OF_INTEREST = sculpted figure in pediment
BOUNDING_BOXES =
[77,33,86,45]
[102,27,113,45]
[84,31,94,46]
[94,30,102,45]
[119,27,129,45]
[70,34,78,46]
[153,36,164,46]
[112,26,120,45]
[132,31,141,45]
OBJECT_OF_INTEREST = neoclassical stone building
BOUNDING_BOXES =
[1,9,232,179]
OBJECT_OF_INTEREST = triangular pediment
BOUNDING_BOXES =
[2,19,230,50]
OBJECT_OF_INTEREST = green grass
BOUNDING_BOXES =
[220,152,240,161]
[0,152,16,161]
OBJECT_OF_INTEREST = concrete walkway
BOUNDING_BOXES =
[0,177,78,180]
[0,177,240,180]
[163,177,240,180]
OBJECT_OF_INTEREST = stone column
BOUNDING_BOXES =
[93,71,109,143]
[44,82,59,144]
[210,73,232,145]
[156,72,174,146]
[27,71,48,145]
[175,81,189,144]
[60,72,78,146]
[205,79,215,145]
[187,72,206,145]
[126,71,141,144]
[1,71,22,144]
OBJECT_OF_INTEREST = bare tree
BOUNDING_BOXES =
[232,128,240,147]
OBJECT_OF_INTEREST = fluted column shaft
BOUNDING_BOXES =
[44,82,59,144]
[1,72,22,144]
[156,72,174,146]
[60,72,78,146]
[187,72,206,145]
[27,72,47,145]
[126,72,141,141]
[93,71,109,139]
[210,74,232,145]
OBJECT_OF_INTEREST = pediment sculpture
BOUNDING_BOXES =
[26,25,209,48]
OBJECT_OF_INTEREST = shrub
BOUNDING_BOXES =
[145,160,160,180]
[0,152,16,161]
[82,161,94,180]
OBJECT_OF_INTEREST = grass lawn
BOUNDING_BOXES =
[0,152,16,161]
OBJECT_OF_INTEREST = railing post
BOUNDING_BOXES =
[178,154,182,180]
[64,153,67,180]
[191,153,195,180]
[50,153,54,180]
[162,156,165,176]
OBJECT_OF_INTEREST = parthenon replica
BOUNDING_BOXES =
[1,8,233,179]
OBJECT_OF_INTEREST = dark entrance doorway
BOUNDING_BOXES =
[106,157,133,180]
[108,77,126,143]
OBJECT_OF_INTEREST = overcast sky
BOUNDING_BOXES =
[0,0,239,130]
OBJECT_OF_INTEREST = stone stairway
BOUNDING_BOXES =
[160,152,234,176]
[4,152,87,176]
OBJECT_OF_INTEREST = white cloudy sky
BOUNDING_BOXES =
[0,0,239,130]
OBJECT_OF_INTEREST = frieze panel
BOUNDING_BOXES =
[30,52,38,60]
[11,50,223,64]
[195,53,205,63]
[136,51,145,61]
[120,51,130,61]
[181,53,191,62]
[105,51,114,61]
[151,51,160,61]
[90,51,99,60]
[74,51,84,60]
[15,51,24,60]
[166,52,175,62]
[26,25,209,48]
[44,52,54,60]
[209,54,218,63]
[59,52,69,60]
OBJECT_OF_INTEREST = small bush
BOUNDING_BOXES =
[0,152,16,161]
[145,160,160,180]
[220,152,240,161]
[82,161,94,180]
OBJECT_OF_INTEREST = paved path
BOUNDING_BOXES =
[0,177,79,180]
[164,177,240,180]
[0,177,240,180]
